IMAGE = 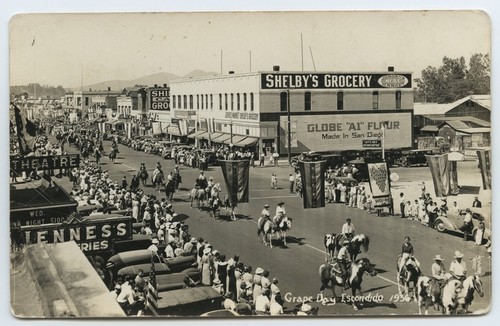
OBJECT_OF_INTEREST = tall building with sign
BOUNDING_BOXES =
[168,67,414,155]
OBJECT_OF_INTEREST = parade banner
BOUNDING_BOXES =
[367,162,391,207]
[220,160,250,205]
[124,122,133,139]
[298,160,326,209]
[449,161,459,195]
[12,103,36,154]
[477,150,491,190]
[425,154,450,197]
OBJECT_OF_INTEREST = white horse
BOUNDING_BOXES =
[273,215,292,246]
[442,279,463,314]
[456,275,484,314]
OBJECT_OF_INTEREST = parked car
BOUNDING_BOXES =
[107,250,197,277]
[434,208,491,240]
[113,234,155,255]
[397,149,435,167]
[201,309,240,317]
[144,269,201,292]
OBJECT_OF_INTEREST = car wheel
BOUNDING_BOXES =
[435,222,446,232]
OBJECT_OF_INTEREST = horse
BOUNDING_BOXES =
[442,279,463,314]
[416,276,445,315]
[319,258,377,310]
[152,170,164,192]
[189,187,207,209]
[208,196,224,219]
[397,255,421,301]
[324,233,337,262]
[273,215,292,246]
[457,274,484,313]
[164,180,176,201]
[335,233,370,261]
[138,168,148,187]
[108,148,117,163]
[257,217,274,248]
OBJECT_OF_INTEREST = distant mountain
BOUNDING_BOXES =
[73,70,219,92]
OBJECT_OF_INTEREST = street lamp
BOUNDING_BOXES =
[287,89,291,165]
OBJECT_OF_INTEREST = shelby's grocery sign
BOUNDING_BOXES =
[261,73,411,89]
[279,112,412,153]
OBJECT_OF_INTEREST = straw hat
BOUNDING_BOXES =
[434,255,444,261]
[255,267,264,275]
[454,251,464,258]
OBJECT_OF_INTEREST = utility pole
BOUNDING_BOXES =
[381,121,387,161]
[287,89,291,165]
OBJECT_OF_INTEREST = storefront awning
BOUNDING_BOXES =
[161,123,171,133]
[221,135,246,145]
[213,133,231,144]
[209,132,225,141]
[187,130,209,140]
[236,136,259,147]
[167,126,182,136]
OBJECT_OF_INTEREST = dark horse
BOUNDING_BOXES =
[334,233,370,261]
[319,257,377,310]
[397,256,421,302]
[417,276,445,315]
[164,179,176,201]
[138,168,148,188]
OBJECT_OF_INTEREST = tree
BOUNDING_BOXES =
[414,53,490,103]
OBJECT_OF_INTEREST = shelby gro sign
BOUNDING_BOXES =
[261,73,411,89]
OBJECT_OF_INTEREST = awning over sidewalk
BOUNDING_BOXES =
[209,132,225,141]
[187,130,209,140]
[221,135,246,145]
[167,126,182,136]
[235,136,259,147]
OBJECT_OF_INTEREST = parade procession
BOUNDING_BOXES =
[8,11,492,318]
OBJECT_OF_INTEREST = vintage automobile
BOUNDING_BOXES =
[347,158,369,182]
[201,309,241,317]
[107,250,197,277]
[143,271,202,292]
[434,208,491,241]
[397,149,436,167]
[113,234,156,255]
[291,151,324,168]
[116,261,198,280]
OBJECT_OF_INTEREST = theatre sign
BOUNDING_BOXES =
[10,154,80,173]
[20,216,134,253]
[261,72,411,89]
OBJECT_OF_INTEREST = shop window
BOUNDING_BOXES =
[280,92,287,112]
[250,93,254,111]
[244,93,247,111]
[372,91,379,110]
[337,92,344,110]
[396,91,401,109]
[85,97,89,106]
[178,95,181,109]
[304,92,311,111]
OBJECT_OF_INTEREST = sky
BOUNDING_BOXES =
[9,10,491,88]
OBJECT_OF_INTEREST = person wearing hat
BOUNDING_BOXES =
[201,247,212,286]
[449,251,467,281]
[252,267,264,304]
[254,288,271,315]
[431,255,447,282]
[110,283,121,300]
[147,238,159,253]
[212,278,225,295]
[398,236,417,278]
[183,237,197,255]
[164,239,175,259]
[288,173,295,193]
[341,218,355,241]
[459,208,474,241]
[337,239,352,289]
[275,201,286,217]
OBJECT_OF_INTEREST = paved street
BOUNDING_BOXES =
[59,141,491,315]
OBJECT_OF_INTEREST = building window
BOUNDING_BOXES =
[304,92,311,111]
[250,93,254,111]
[225,94,228,111]
[172,95,176,109]
[183,95,187,109]
[280,92,288,111]
[85,97,89,106]
[395,91,401,109]
[337,92,344,111]
[244,93,247,111]
[246,129,250,135]
[219,94,222,110]
[189,95,193,109]
[197,95,200,110]
[237,93,240,111]
[205,94,208,110]
[178,95,181,109]
[231,93,234,111]
[372,91,379,110]
[210,94,213,109]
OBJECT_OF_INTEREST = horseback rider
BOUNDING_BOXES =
[276,202,286,217]
[341,218,355,241]
[398,236,420,277]
[261,204,271,219]
[337,239,352,289]
[448,251,467,282]
[431,254,447,285]
[258,204,272,233]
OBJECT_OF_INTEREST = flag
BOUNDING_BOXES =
[448,161,459,195]
[40,172,52,190]
[367,162,392,207]
[145,252,159,316]
[425,154,450,197]
[298,160,326,209]
[12,103,37,154]
[477,150,491,190]
[220,160,250,205]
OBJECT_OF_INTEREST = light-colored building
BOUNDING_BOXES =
[168,68,414,155]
